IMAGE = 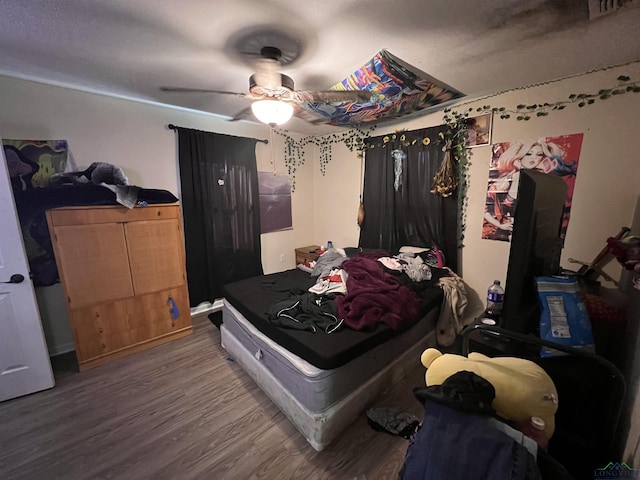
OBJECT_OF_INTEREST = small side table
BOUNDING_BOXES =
[295,245,321,265]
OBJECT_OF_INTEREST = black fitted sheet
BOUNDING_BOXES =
[222,268,444,370]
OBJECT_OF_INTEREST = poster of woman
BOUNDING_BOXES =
[482,133,584,242]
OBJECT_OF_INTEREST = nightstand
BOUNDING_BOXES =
[295,245,321,265]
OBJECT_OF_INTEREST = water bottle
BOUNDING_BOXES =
[485,280,504,320]
[327,240,333,250]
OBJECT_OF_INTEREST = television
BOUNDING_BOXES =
[501,169,569,335]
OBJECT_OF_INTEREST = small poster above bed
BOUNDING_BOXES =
[258,171,292,233]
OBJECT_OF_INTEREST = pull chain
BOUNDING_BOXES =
[270,127,276,175]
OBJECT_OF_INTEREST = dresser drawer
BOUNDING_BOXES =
[70,303,131,361]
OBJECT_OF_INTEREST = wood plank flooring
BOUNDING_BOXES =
[0,316,426,480]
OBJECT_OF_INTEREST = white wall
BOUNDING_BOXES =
[34,283,73,356]
[257,134,316,274]
[312,62,640,318]
[0,74,315,352]
[311,142,363,249]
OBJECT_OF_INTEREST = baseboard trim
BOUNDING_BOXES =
[190,298,223,317]
[48,342,76,357]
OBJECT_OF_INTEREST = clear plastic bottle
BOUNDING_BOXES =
[485,280,505,321]
[327,240,333,250]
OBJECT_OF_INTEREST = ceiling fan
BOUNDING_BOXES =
[160,46,372,125]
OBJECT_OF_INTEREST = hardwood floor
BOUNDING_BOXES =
[0,316,426,480]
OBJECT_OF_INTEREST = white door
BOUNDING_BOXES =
[0,142,54,402]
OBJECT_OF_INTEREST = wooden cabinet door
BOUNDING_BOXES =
[124,218,186,295]
[48,204,192,370]
[50,222,134,309]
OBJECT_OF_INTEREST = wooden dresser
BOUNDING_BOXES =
[46,203,192,370]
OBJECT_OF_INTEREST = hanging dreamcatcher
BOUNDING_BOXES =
[391,149,406,192]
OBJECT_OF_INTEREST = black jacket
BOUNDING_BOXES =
[267,292,342,333]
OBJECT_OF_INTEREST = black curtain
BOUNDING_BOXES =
[176,127,263,306]
[358,125,459,273]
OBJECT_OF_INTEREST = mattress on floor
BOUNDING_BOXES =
[221,267,444,370]
[223,299,439,412]
[220,321,436,451]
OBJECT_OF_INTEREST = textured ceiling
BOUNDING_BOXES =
[0,0,639,134]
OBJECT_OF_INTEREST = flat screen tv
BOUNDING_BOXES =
[501,169,569,335]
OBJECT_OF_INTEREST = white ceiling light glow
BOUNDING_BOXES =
[251,99,294,125]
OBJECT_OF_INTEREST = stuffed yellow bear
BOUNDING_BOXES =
[420,348,558,439]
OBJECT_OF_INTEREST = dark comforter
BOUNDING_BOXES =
[222,256,448,369]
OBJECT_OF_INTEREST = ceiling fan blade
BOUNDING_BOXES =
[292,105,330,125]
[160,86,252,99]
[229,106,254,122]
[293,90,372,104]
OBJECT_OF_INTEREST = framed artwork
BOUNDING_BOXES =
[463,113,492,148]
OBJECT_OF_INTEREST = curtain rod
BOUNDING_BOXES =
[167,124,268,144]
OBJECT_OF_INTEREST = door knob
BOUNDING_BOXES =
[2,274,25,284]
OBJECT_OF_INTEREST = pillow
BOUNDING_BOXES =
[399,245,445,268]
[343,247,363,258]
[399,245,429,254]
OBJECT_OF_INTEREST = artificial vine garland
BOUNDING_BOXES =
[469,75,639,121]
[272,126,375,191]
[272,71,638,242]
[440,73,639,245]
[439,110,473,246]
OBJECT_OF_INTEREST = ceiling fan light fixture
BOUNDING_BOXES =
[251,99,294,125]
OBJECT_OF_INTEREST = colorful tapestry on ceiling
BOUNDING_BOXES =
[298,49,464,127]
[482,133,584,242]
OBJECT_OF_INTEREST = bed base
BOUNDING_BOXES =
[220,324,435,451]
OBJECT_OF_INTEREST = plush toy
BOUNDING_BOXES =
[420,348,558,439]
